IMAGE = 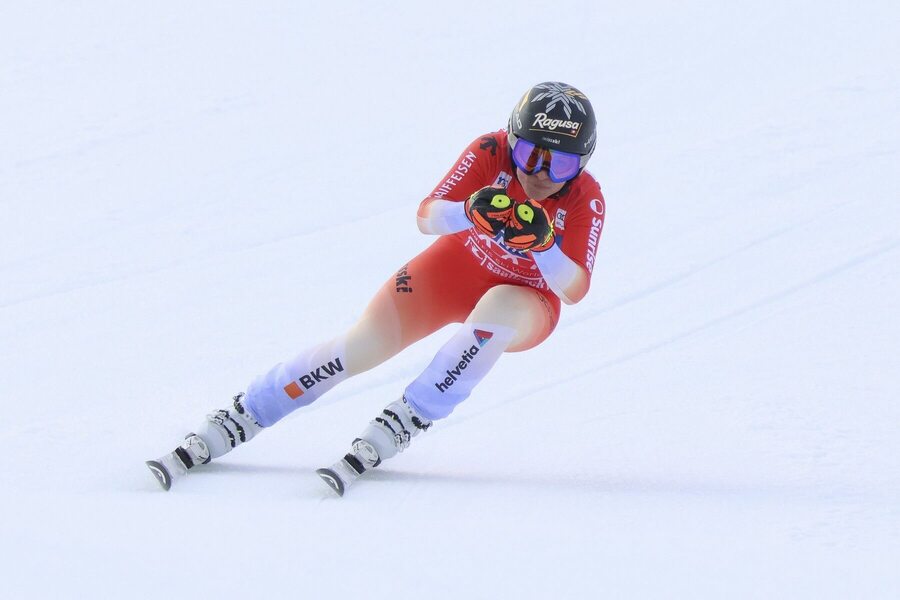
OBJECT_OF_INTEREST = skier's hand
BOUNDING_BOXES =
[465,186,514,237]
[503,198,555,252]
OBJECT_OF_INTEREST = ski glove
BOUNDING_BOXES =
[465,186,514,237]
[503,198,555,252]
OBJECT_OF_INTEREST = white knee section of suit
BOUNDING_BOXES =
[404,322,515,420]
[243,335,349,427]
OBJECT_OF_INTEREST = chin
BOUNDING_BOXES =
[523,183,557,201]
[517,171,562,200]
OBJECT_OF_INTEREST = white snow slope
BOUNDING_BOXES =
[1,2,898,598]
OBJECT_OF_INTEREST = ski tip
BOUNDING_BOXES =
[316,468,345,497]
[146,460,172,491]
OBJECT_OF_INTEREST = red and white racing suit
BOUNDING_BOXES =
[369,130,607,351]
[244,130,606,426]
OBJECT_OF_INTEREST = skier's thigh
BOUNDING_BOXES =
[344,289,405,374]
[346,255,478,372]
[466,284,558,352]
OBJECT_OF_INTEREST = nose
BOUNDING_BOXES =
[531,168,551,182]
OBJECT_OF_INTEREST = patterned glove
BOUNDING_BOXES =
[503,198,555,252]
[465,186,514,237]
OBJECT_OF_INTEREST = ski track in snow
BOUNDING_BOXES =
[475,235,900,413]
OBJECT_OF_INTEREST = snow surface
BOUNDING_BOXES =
[2,1,899,598]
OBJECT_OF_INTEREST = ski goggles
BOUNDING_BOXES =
[509,132,586,183]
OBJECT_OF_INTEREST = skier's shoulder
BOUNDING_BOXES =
[555,170,605,215]
[572,168,603,196]
[463,129,510,158]
[450,130,512,185]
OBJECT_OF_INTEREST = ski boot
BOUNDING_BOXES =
[317,396,432,497]
[146,433,210,491]
[146,393,263,491]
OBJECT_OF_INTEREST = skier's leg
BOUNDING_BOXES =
[241,237,482,429]
[148,302,420,490]
[320,284,560,494]
[149,239,480,489]
[377,283,558,444]
[465,282,560,352]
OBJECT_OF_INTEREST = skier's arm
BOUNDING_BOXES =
[534,187,605,305]
[418,186,514,236]
[418,134,500,235]
[417,198,470,234]
[532,245,591,305]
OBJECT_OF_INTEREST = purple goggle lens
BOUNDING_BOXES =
[510,134,582,183]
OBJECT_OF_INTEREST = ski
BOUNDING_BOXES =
[146,460,173,491]
[316,467,346,497]
[316,449,373,497]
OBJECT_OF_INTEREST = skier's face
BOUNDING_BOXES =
[516,167,565,201]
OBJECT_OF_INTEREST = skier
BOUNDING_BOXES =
[147,81,606,496]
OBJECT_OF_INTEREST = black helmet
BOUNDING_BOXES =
[508,81,597,162]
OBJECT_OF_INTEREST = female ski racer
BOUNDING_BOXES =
[147,81,606,496]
